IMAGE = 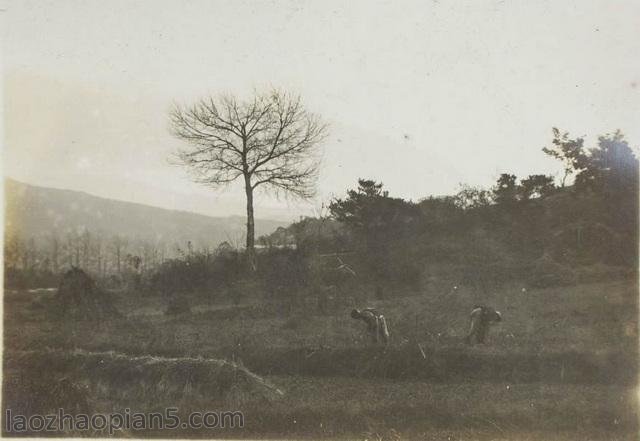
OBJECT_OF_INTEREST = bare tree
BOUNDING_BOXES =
[170,89,328,270]
[111,235,127,275]
[50,234,59,273]
[81,230,91,269]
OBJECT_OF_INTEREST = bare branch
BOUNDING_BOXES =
[170,89,326,199]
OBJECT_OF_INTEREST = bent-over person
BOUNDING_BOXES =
[465,305,502,344]
[351,308,390,345]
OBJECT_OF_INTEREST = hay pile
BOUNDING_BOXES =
[56,267,119,319]
[5,348,284,416]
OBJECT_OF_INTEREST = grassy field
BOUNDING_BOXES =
[2,277,638,439]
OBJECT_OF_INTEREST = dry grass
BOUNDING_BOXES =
[3,348,284,437]
[2,277,638,439]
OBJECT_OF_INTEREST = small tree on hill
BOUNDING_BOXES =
[543,128,588,187]
[519,174,556,200]
[329,179,422,281]
[574,131,638,197]
[492,174,519,206]
[454,184,493,210]
[544,128,639,265]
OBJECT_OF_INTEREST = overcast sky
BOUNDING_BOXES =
[3,0,639,220]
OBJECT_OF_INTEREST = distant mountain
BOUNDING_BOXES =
[4,179,286,249]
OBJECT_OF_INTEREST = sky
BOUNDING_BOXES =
[3,0,639,221]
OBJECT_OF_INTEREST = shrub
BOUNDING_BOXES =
[258,248,309,305]
[147,250,243,297]
[56,267,120,319]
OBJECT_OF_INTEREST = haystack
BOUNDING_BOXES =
[56,267,119,319]
[7,349,284,414]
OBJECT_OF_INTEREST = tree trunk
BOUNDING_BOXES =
[51,237,59,273]
[116,245,121,274]
[245,177,257,272]
[561,169,569,187]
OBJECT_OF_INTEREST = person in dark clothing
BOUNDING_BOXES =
[351,308,390,345]
[465,305,502,344]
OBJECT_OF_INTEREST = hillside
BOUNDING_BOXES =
[4,179,285,248]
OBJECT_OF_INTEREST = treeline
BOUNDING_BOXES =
[258,128,638,293]
[3,229,221,289]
